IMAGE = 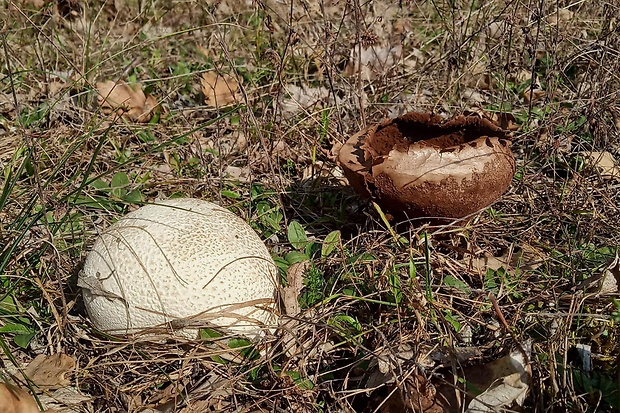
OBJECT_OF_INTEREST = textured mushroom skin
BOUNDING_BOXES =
[338,112,516,218]
[80,198,278,337]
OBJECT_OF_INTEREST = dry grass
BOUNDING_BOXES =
[1,0,619,412]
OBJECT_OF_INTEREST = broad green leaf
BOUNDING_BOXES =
[229,338,259,360]
[0,296,18,314]
[328,314,362,333]
[111,172,129,199]
[273,256,290,278]
[14,333,35,349]
[89,178,109,191]
[284,371,315,390]
[287,221,307,250]
[123,189,143,204]
[137,130,156,143]
[388,271,402,305]
[199,328,223,339]
[0,323,33,334]
[409,258,417,279]
[221,190,241,199]
[346,252,375,265]
[111,172,129,188]
[443,275,471,293]
[321,230,341,258]
[444,311,461,332]
[229,338,252,348]
[285,251,309,265]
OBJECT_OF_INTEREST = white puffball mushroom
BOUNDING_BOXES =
[79,198,279,338]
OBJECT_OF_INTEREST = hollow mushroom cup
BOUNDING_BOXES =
[79,198,279,339]
[337,112,516,219]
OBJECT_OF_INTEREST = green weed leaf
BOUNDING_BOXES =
[285,251,309,265]
[221,190,241,199]
[89,178,109,191]
[111,172,129,188]
[0,323,32,334]
[322,230,341,258]
[229,338,259,360]
[287,221,307,250]
[388,271,402,305]
[443,275,471,294]
[123,189,143,204]
[13,333,35,349]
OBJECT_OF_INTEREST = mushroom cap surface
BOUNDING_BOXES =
[80,198,278,337]
[338,112,516,218]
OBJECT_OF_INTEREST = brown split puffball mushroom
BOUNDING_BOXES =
[79,198,278,338]
[338,112,516,219]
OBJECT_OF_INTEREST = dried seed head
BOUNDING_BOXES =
[360,30,379,47]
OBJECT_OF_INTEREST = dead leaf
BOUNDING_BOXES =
[522,86,545,103]
[25,353,76,390]
[252,139,300,172]
[546,8,573,25]
[366,344,417,389]
[463,88,485,105]
[0,92,16,117]
[47,80,67,97]
[466,342,531,412]
[282,261,309,315]
[280,84,339,116]
[178,399,229,412]
[370,375,445,413]
[37,387,92,413]
[469,244,544,275]
[492,112,518,131]
[0,383,57,413]
[463,110,518,132]
[13,0,47,9]
[578,252,620,294]
[200,72,240,108]
[583,151,620,178]
[434,342,532,412]
[430,346,483,364]
[601,253,620,294]
[515,69,532,84]
[464,62,492,90]
[96,80,159,123]
[487,21,506,40]
[224,165,251,183]
[344,43,402,80]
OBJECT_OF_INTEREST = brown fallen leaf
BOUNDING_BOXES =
[96,80,159,123]
[344,43,402,80]
[583,151,620,178]
[25,353,76,390]
[602,253,620,293]
[13,0,47,9]
[462,110,519,132]
[200,72,240,108]
[522,86,545,103]
[577,252,620,294]
[0,383,57,413]
[465,342,532,412]
[546,8,574,25]
[178,399,230,412]
[469,244,545,275]
[37,387,92,413]
[434,342,532,412]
